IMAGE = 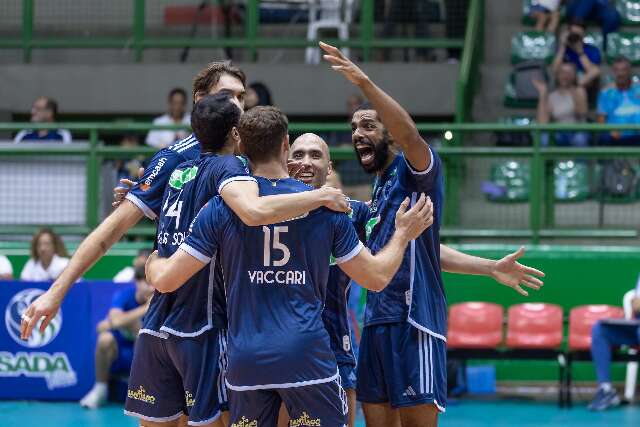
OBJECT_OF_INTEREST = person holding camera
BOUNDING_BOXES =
[552,19,601,102]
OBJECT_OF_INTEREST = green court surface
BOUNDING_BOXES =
[1,400,639,427]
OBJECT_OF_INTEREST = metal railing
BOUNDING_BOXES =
[455,0,484,123]
[2,122,640,243]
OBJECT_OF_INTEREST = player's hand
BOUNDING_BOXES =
[19,288,64,341]
[318,185,351,214]
[112,167,144,208]
[145,250,159,287]
[287,159,304,180]
[490,247,545,296]
[395,194,433,241]
[320,41,369,87]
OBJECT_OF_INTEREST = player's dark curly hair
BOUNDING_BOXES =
[238,106,289,163]
[191,91,241,153]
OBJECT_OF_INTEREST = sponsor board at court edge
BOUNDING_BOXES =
[1,288,77,390]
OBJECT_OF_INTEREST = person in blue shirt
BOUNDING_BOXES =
[79,265,153,409]
[286,133,547,427]
[13,96,72,144]
[145,106,435,427]
[597,56,640,145]
[319,42,544,427]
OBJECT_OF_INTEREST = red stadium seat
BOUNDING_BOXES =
[506,303,563,349]
[448,302,504,349]
[164,5,227,25]
[568,305,625,351]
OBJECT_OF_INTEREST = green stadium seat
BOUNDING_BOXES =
[504,64,548,109]
[511,31,557,64]
[606,32,640,65]
[488,160,531,202]
[554,161,591,202]
[584,31,604,52]
[617,0,640,25]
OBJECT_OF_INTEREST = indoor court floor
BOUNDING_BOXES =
[1,400,638,427]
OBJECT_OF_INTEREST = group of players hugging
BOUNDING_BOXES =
[19,42,544,427]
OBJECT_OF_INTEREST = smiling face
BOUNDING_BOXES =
[351,109,391,174]
[289,134,332,189]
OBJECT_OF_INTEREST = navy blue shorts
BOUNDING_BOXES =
[124,329,228,426]
[228,374,348,427]
[338,362,357,390]
[356,322,446,411]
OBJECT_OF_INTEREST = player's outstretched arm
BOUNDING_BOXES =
[339,194,433,292]
[220,180,350,226]
[440,245,545,296]
[320,41,431,172]
[145,249,206,293]
[20,200,145,340]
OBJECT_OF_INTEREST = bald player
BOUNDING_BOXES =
[285,133,545,426]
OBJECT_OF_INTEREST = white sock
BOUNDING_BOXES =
[600,382,612,392]
[94,382,108,394]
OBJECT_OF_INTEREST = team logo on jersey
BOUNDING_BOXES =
[140,157,167,191]
[169,166,199,190]
[231,416,258,427]
[5,289,62,348]
[290,412,321,427]
[365,216,380,241]
[127,386,156,404]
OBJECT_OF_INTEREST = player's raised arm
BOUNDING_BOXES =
[440,245,545,296]
[320,41,431,172]
[220,180,350,226]
[339,194,433,291]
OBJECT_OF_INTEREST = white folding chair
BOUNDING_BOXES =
[623,288,638,401]
[305,0,354,64]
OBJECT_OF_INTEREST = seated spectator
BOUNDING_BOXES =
[552,19,601,101]
[245,82,273,110]
[533,63,589,146]
[13,97,71,144]
[113,249,151,283]
[20,228,69,281]
[79,265,153,409]
[597,56,640,146]
[145,88,191,149]
[530,0,561,33]
[588,288,640,410]
[0,254,13,280]
[566,0,620,45]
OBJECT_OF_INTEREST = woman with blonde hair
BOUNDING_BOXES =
[20,228,70,281]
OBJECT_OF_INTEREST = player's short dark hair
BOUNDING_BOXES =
[239,106,288,163]
[191,91,241,154]
[613,55,631,66]
[38,97,58,120]
[168,87,187,101]
[192,61,246,100]
[354,101,375,114]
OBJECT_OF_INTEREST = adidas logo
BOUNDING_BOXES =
[403,386,417,397]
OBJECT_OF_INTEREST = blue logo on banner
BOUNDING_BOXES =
[5,288,62,348]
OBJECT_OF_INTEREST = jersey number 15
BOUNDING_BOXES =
[263,226,290,267]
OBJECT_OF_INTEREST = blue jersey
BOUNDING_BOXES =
[181,177,363,389]
[323,200,369,366]
[126,134,201,220]
[364,149,446,341]
[141,153,255,338]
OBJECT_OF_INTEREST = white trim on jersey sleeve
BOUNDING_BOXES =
[225,370,339,391]
[179,243,212,264]
[125,193,157,220]
[13,130,28,143]
[334,241,364,265]
[217,175,257,194]
[403,147,435,175]
[59,129,72,144]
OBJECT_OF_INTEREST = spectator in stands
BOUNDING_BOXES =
[79,265,153,409]
[113,249,151,283]
[13,97,71,144]
[529,0,561,33]
[566,0,620,45]
[114,133,144,186]
[20,228,69,281]
[552,19,601,101]
[0,254,13,280]
[245,82,273,110]
[533,63,589,146]
[381,0,431,61]
[145,88,191,149]
[588,288,640,410]
[597,56,640,146]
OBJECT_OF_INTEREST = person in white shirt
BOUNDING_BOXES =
[145,88,191,149]
[20,228,70,281]
[113,249,151,283]
[530,0,561,33]
[0,255,13,280]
